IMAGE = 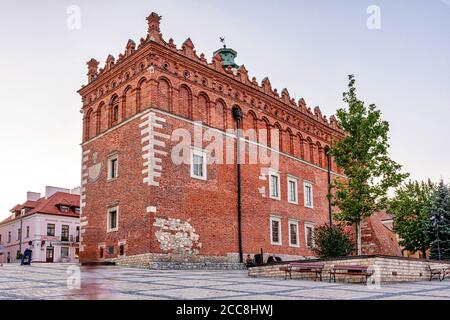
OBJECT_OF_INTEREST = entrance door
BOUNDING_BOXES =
[46,247,54,263]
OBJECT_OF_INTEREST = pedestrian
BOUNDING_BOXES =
[0,241,5,266]
[21,241,33,266]
[245,254,254,268]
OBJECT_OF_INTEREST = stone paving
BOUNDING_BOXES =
[0,263,449,300]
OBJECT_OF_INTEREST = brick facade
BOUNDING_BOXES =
[78,12,350,265]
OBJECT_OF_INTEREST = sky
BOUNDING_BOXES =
[0,0,449,220]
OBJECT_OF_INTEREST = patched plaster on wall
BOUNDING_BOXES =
[153,217,201,255]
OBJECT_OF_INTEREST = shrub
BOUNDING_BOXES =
[313,224,353,258]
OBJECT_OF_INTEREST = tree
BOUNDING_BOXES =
[313,224,353,258]
[425,180,450,260]
[388,180,435,258]
[329,75,408,255]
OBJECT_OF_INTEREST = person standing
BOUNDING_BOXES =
[20,241,33,266]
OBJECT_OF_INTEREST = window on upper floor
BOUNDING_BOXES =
[60,206,70,213]
[269,171,280,200]
[47,224,55,237]
[287,176,298,204]
[304,181,314,208]
[61,225,69,242]
[190,147,207,180]
[26,226,30,238]
[107,154,119,181]
[113,105,119,122]
[8,232,11,243]
[17,228,21,241]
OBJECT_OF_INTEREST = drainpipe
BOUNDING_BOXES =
[232,107,244,264]
[327,151,332,226]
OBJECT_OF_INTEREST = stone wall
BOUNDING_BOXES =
[248,255,450,283]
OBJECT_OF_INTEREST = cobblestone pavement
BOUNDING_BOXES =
[1,263,450,300]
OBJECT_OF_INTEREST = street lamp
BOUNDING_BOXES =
[430,215,442,260]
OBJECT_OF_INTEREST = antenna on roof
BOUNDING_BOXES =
[220,36,226,48]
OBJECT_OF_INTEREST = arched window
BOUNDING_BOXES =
[179,85,192,119]
[261,117,271,147]
[111,96,120,125]
[197,93,210,124]
[158,78,171,112]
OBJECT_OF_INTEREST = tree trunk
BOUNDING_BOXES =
[356,221,362,255]
[421,245,427,260]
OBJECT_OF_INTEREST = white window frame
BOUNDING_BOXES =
[190,147,207,180]
[107,153,119,181]
[61,246,69,258]
[303,180,314,208]
[287,175,299,204]
[268,170,281,200]
[288,219,300,247]
[270,215,282,246]
[304,223,315,250]
[106,207,119,233]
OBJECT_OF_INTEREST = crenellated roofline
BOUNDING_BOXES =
[78,12,343,137]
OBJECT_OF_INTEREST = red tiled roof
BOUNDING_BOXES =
[1,192,80,226]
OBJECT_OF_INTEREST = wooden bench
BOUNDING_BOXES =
[329,265,373,283]
[280,262,325,281]
[427,264,449,281]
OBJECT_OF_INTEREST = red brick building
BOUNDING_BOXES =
[78,12,350,265]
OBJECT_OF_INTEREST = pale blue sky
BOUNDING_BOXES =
[0,0,449,220]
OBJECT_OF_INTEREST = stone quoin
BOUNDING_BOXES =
[77,12,397,266]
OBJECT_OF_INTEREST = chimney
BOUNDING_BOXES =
[27,192,41,201]
[45,186,70,199]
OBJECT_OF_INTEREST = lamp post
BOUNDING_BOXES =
[430,215,442,260]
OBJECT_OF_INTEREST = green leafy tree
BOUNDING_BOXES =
[425,181,450,260]
[388,180,435,258]
[313,224,353,258]
[330,75,408,254]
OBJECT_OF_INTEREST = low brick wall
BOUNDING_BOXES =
[248,255,450,283]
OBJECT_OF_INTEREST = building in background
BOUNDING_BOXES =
[0,186,80,263]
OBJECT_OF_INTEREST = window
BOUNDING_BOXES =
[305,223,315,249]
[8,232,11,243]
[75,207,80,214]
[288,219,299,247]
[269,171,280,200]
[61,247,69,258]
[113,105,119,122]
[304,181,313,208]
[60,206,70,213]
[75,248,80,259]
[119,243,125,256]
[61,225,69,242]
[287,176,298,204]
[47,224,55,237]
[26,226,29,238]
[107,207,119,232]
[99,247,104,258]
[107,154,118,180]
[270,216,282,245]
[17,228,21,240]
[190,148,207,180]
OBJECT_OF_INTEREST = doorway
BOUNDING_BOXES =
[46,247,54,263]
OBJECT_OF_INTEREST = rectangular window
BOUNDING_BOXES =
[108,154,118,180]
[288,220,299,247]
[61,225,69,241]
[305,224,315,249]
[60,206,70,213]
[304,181,313,208]
[26,226,30,238]
[8,232,11,243]
[270,216,282,245]
[190,148,207,180]
[107,207,119,232]
[47,224,55,237]
[269,171,280,200]
[61,247,69,258]
[287,176,298,204]
[17,228,21,241]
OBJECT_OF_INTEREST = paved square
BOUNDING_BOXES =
[0,263,449,300]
